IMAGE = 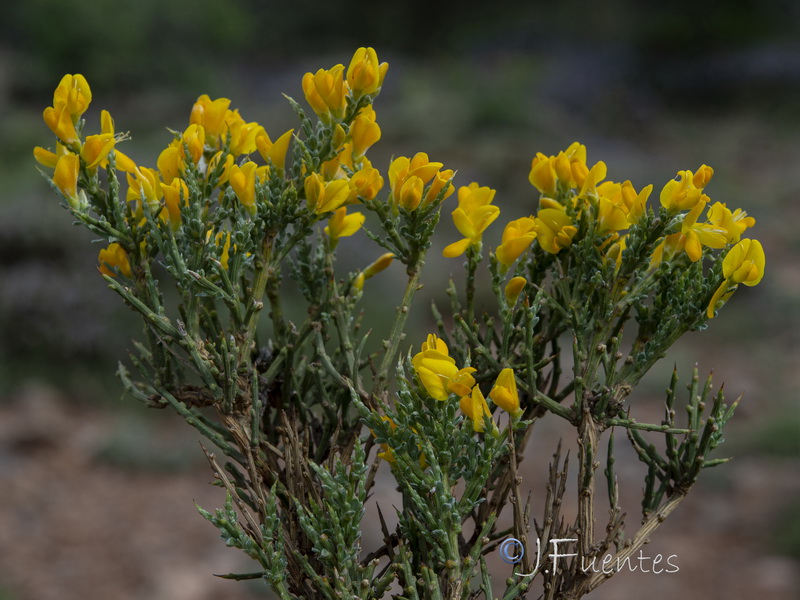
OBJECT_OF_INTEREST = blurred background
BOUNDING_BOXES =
[1,1,799,598]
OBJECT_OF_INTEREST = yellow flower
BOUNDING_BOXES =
[324,206,365,247]
[302,64,347,122]
[693,164,714,189]
[411,334,476,401]
[496,217,537,267]
[423,169,455,208]
[577,161,607,200]
[43,104,79,147]
[98,243,132,278]
[504,276,527,305]
[349,107,381,159]
[228,161,258,215]
[127,167,163,213]
[99,110,136,172]
[534,208,578,254]
[489,368,522,417]
[80,133,115,170]
[351,166,384,201]
[221,110,260,156]
[255,129,294,172]
[596,180,652,227]
[304,173,351,214]
[182,124,206,165]
[161,178,189,230]
[34,143,69,169]
[706,202,755,244]
[347,47,388,97]
[53,153,82,209]
[723,238,765,286]
[460,386,497,434]
[388,153,445,210]
[660,169,705,212]
[442,183,500,258]
[374,415,398,463]
[157,144,183,185]
[680,200,728,262]
[707,238,765,318]
[354,253,394,291]
[605,235,626,272]
[52,74,92,119]
[190,95,231,142]
[528,153,557,196]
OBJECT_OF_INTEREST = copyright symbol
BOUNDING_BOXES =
[499,537,524,564]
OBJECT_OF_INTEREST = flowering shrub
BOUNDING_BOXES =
[35,49,765,599]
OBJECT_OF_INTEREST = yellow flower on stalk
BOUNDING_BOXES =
[80,133,115,170]
[534,207,578,254]
[52,74,92,119]
[99,110,136,172]
[349,107,381,159]
[347,47,388,98]
[423,169,455,208]
[34,142,69,169]
[596,180,652,227]
[43,104,80,147]
[255,128,294,172]
[504,276,527,305]
[324,206,365,248]
[576,161,608,201]
[304,173,351,214]
[693,164,714,189]
[660,168,707,212]
[605,235,627,272]
[442,183,500,258]
[651,199,727,264]
[460,386,498,434]
[161,178,189,230]
[354,252,394,291]
[53,153,82,209]
[411,334,476,401]
[158,143,183,185]
[489,368,522,418]
[351,166,384,201]
[388,153,445,211]
[221,110,260,156]
[302,64,347,122]
[190,95,231,143]
[321,142,356,181]
[228,161,258,215]
[98,243,132,278]
[707,202,755,244]
[127,167,163,214]
[180,124,206,165]
[529,153,558,197]
[707,238,765,318]
[496,217,537,267]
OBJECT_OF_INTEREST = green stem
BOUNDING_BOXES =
[375,265,421,396]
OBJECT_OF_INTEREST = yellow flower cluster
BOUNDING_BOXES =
[411,334,521,434]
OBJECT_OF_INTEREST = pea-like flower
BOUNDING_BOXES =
[52,74,92,120]
[228,161,258,215]
[127,167,163,214]
[489,368,522,417]
[442,183,500,258]
[534,207,578,254]
[324,206,365,248]
[388,153,446,211]
[412,334,476,401]
[161,178,189,230]
[349,107,381,159]
[347,47,388,98]
[81,133,115,170]
[255,129,294,172]
[52,153,83,210]
[660,168,708,212]
[707,202,755,244]
[504,276,527,305]
[190,95,231,143]
[496,217,537,267]
[351,166,384,201]
[43,103,80,147]
[354,253,394,292]
[98,243,132,278]
[305,173,351,214]
[707,238,765,318]
[460,386,497,434]
[302,64,347,122]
